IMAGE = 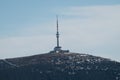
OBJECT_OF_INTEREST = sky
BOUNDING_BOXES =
[0,0,120,61]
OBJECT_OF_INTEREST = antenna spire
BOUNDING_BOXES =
[56,15,59,47]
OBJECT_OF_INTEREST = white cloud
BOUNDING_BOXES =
[0,36,55,59]
[59,5,120,61]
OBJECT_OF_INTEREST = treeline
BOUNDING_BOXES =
[0,63,120,80]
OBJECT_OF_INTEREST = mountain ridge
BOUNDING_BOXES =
[1,52,114,67]
[0,52,120,80]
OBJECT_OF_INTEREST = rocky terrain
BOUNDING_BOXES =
[0,52,120,80]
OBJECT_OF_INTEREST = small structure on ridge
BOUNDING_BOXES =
[50,16,69,53]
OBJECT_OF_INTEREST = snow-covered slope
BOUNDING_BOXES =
[0,52,120,80]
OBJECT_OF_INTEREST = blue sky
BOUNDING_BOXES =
[0,0,120,36]
[0,0,120,61]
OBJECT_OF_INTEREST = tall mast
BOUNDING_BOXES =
[56,16,59,47]
[49,16,69,53]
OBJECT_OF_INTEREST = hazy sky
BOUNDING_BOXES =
[0,0,120,61]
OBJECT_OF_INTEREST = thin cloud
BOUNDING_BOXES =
[0,36,55,59]
[58,5,120,61]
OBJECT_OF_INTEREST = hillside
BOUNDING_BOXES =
[0,52,120,80]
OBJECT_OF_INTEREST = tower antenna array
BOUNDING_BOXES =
[50,16,69,53]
